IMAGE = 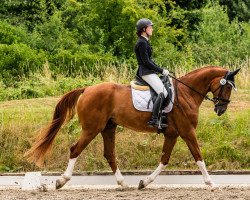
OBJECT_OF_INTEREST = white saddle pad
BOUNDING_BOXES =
[131,78,175,113]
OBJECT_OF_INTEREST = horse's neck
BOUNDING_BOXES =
[179,67,226,106]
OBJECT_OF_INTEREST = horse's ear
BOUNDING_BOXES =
[230,68,241,76]
[227,68,240,81]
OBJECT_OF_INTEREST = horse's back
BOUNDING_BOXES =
[81,82,130,98]
[76,82,130,126]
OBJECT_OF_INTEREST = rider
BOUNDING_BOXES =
[134,18,169,127]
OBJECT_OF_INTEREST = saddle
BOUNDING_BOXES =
[131,75,173,109]
[131,75,173,132]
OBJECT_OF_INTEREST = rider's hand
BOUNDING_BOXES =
[162,69,169,76]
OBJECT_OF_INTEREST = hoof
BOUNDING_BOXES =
[205,180,216,188]
[56,179,64,190]
[38,184,48,192]
[117,180,128,188]
[56,176,70,190]
[138,180,145,190]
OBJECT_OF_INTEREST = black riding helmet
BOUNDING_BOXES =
[136,18,153,33]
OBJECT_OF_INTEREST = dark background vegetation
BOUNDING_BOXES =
[0,0,249,87]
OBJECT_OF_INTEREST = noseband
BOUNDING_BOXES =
[212,85,230,107]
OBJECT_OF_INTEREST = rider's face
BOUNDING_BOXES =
[145,25,153,36]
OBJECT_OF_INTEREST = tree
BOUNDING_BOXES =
[64,0,183,60]
[219,0,250,22]
[190,4,250,65]
[0,0,63,30]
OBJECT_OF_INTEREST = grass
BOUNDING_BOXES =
[0,89,249,173]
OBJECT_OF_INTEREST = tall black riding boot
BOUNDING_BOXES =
[147,92,164,127]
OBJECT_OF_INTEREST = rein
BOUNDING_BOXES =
[168,73,231,106]
[168,74,216,103]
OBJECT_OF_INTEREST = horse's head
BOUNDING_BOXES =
[210,68,240,116]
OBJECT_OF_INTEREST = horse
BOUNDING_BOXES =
[24,66,240,189]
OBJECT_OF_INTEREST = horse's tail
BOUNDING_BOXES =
[24,88,85,167]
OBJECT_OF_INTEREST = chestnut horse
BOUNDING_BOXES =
[25,66,240,189]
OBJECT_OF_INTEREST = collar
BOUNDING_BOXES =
[140,35,149,41]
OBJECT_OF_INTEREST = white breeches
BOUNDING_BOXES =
[141,73,168,98]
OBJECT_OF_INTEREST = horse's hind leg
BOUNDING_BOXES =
[101,120,128,188]
[56,129,99,189]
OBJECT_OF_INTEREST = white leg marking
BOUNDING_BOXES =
[115,168,128,187]
[197,160,215,187]
[56,158,77,189]
[143,163,166,187]
[63,157,77,178]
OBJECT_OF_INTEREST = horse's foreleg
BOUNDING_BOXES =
[138,134,177,189]
[138,163,166,190]
[56,130,98,189]
[101,123,128,188]
[197,160,215,187]
[181,131,215,187]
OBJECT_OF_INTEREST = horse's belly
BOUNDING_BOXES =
[112,97,155,132]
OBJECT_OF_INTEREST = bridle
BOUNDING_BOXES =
[211,71,236,107]
[169,71,236,107]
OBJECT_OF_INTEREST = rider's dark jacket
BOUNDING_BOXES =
[134,36,163,77]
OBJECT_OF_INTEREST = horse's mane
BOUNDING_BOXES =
[179,66,226,79]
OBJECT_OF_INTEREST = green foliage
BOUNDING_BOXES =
[0,0,68,30]
[0,0,250,83]
[51,49,116,76]
[189,4,250,66]
[219,0,250,22]
[0,71,101,101]
[0,43,46,84]
[33,11,78,53]
[165,0,206,39]
[0,21,29,45]
[0,0,47,30]
[73,0,143,58]
[197,110,250,169]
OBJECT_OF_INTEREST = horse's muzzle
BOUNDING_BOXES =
[214,106,226,116]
